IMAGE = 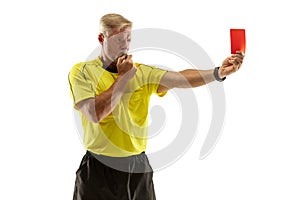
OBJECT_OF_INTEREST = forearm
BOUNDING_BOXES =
[159,68,215,91]
[94,76,130,122]
[178,69,216,88]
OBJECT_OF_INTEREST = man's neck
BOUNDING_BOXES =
[99,55,118,73]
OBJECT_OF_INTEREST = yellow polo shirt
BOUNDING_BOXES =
[68,57,167,157]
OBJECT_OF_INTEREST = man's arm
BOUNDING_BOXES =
[157,52,244,93]
[76,55,136,123]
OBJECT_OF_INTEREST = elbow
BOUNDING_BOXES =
[81,109,99,123]
[81,103,101,123]
[77,99,109,123]
[89,115,100,123]
[87,106,101,123]
[87,106,108,123]
[77,99,102,123]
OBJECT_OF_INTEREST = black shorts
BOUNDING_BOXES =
[73,151,156,200]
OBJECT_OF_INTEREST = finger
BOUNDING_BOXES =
[117,55,126,65]
[230,56,243,65]
[234,63,240,71]
[234,57,243,64]
[124,55,134,65]
[222,57,232,66]
[233,52,245,60]
[232,54,244,61]
[228,59,236,65]
[122,54,131,63]
[225,56,232,61]
[235,51,245,57]
[125,54,133,61]
[234,59,243,71]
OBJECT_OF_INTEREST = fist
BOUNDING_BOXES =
[116,54,137,80]
[219,51,244,78]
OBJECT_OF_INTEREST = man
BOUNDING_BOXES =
[69,13,244,200]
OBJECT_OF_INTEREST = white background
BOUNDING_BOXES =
[1,0,299,199]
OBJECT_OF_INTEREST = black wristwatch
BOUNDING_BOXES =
[214,67,226,82]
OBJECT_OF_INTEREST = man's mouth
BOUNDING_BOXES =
[111,53,128,64]
[118,52,128,58]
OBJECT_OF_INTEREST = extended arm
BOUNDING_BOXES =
[158,51,244,93]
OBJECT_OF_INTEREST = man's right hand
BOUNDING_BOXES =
[116,54,137,80]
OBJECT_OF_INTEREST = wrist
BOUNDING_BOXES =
[214,67,226,82]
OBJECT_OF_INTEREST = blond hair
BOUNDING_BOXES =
[99,13,132,36]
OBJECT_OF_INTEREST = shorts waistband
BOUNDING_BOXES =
[87,151,152,173]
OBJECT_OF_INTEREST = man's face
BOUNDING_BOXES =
[101,27,132,62]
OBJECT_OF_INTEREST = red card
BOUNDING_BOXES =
[230,29,246,54]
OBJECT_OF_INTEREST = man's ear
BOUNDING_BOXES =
[98,33,104,44]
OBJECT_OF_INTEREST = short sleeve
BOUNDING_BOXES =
[68,63,95,108]
[136,63,168,97]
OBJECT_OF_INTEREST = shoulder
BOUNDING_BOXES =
[134,63,163,74]
[70,62,85,73]
[69,62,86,79]
[69,58,100,76]
[134,62,157,70]
[134,62,168,76]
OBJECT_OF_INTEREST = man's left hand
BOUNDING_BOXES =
[219,51,245,79]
